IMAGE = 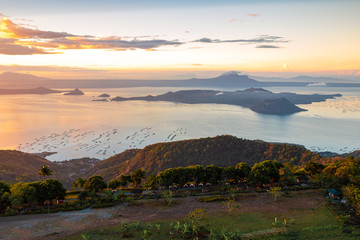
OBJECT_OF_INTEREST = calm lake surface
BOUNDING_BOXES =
[0,86,359,161]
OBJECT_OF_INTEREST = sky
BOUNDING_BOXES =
[0,0,359,80]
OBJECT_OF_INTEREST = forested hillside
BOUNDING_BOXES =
[0,135,351,188]
[89,135,322,179]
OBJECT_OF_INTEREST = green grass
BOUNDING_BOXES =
[62,205,359,240]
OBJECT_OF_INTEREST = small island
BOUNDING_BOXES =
[111,88,341,115]
[64,88,85,95]
[98,93,110,98]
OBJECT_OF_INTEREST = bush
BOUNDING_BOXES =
[4,207,18,216]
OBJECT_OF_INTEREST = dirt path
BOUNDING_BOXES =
[0,190,324,240]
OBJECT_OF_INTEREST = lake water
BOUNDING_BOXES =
[0,86,359,161]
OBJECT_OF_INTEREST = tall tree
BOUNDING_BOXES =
[83,176,107,193]
[235,162,251,181]
[250,160,283,185]
[38,165,53,181]
[108,179,120,190]
[145,174,159,189]
[118,175,131,187]
[131,169,146,187]
[10,182,38,207]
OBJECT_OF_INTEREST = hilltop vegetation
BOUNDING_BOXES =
[88,135,321,180]
[0,135,354,188]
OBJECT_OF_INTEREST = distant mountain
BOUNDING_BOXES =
[0,87,62,95]
[250,75,360,87]
[250,75,340,82]
[2,71,360,89]
[319,150,360,159]
[0,72,49,88]
[250,97,306,115]
[112,88,341,115]
[188,72,260,88]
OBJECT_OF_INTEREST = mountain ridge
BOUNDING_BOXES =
[1,71,360,89]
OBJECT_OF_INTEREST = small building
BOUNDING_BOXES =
[328,189,341,200]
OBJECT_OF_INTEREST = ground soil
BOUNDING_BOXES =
[0,189,324,240]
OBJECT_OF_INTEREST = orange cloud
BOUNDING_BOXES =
[0,38,55,55]
[0,17,182,55]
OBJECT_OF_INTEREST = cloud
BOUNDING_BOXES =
[229,18,238,23]
[0,17,183,55]
[196,37,214,43]
[0,38,54,55]
[0,16,287,55]
[307,82,327,87]
[248,13,260,17]
[194,35,288,45]
[0,17,75,39]
[256,45,281,48]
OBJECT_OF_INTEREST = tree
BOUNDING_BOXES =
[38,165,53,181]
[0,192,11,212]
[108,179,120,190]
[250,160,283,185]
[235,162,251,181]
[131,169,146,187]
[205,165,222,184]
[28,181,48,205]
[118,175,131,187]
[186,165,206,184]
[72,177,86,190]
[43,179,66,202]
[323,157,360,188]
[10,182,38,207]
[222,166,238,182]
[342,184,360,215]
[145,174,158,189]
[304,161,325,176]
[83,176,107,193]
[0,181,10,195]
[0,181,11,212]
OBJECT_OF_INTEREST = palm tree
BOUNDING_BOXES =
[38,165,53,181]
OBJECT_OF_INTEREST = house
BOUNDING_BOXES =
[328,189,341,200]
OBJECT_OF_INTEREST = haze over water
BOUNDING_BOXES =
[0,86,359,161]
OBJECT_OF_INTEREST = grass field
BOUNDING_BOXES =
[61,189,360,240]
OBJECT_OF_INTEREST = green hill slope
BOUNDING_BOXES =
[0,150,60,183]
[87,135,321,179]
